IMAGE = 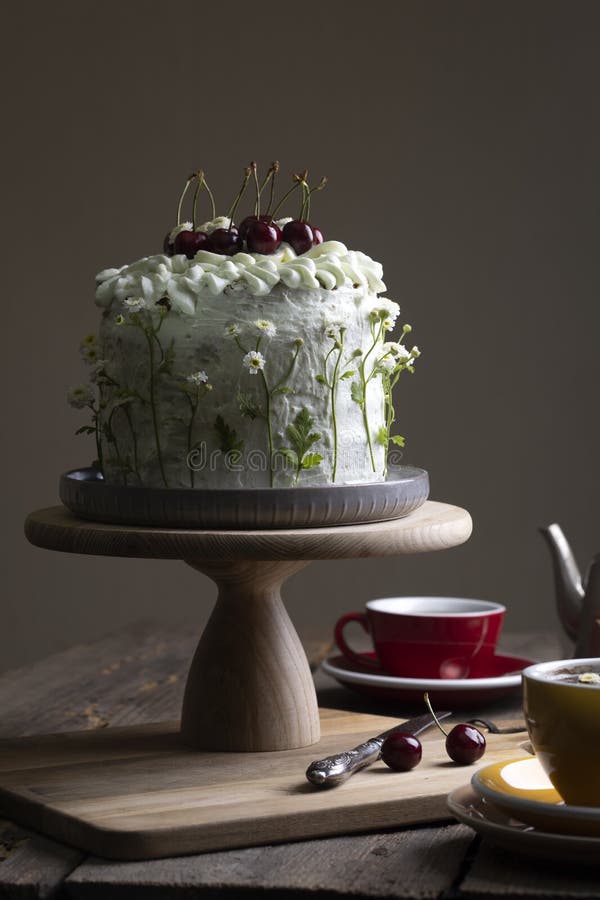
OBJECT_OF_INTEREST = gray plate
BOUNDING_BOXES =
[59,466,429,530]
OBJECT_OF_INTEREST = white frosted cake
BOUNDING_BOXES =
[69,166,419,489]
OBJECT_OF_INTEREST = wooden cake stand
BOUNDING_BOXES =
[24,501,472,753]
[3,500,476,859]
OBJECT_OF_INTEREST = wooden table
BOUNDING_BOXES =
[2,622,599,899]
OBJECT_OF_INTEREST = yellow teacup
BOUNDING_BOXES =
[522,658,600,807]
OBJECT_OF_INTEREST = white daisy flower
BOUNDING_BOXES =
[377,298,400,323]
[115,314,126,326]
[124,297,147,312]
[254,319,277,337]
[89,361,107,384]
[324,321,343,339]
[224,323,241,337]
[187,370,209,386]
[80,343,101,364]
[378,342,411,371]
[80,333,97,348]
[243,350,266,375]
[67,385,95,409]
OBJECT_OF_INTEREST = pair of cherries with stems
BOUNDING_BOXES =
[164,168,245,258]
[239,166,327,255]
[164,163,327,258]
[381,694,487,771]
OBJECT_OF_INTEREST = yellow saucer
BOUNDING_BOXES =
[472,756,600,837]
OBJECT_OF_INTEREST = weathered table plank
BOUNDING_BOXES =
[0,834,81,900]
[0,624,580,900]
[462,842,600,897]
[65,824,474,900]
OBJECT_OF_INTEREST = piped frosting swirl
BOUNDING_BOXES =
[95,241,387,316]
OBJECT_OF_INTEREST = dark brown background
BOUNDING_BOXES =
[2,1,599,671]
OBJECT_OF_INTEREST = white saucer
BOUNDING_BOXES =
[321,652,535,707]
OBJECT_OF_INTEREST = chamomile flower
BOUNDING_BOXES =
[80,334,97,347]
[115,315,126,326]
[124,297,147,312]
[243,350,266,375]
[324,321,343,339]
[80,343,101,364]
[187,371,209,386]
[89,360,108,384]
[67,385,95,409]
[378,342,411,371]
[254,319,277,337]
[224,323,241,337]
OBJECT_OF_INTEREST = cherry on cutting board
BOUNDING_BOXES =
[424,692,486,765]
[381,731,422,771]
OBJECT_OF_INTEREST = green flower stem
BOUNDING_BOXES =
[359,319,386,472]
[92,407,103,470]
[143,328,168,487]
[107,408,128,485]
[259,369,274,486]
[274,341,302,390]
[186,391,198,488]
[330,346,343,482]
[123,405,141,482]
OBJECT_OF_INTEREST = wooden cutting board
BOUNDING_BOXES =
[0,708,529,860]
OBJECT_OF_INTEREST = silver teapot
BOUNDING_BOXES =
[541,524,600,657]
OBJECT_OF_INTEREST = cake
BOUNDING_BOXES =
[68,164,419,489]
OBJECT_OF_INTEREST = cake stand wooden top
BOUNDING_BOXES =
[25,501,472,562]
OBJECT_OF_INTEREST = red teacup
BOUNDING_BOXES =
[334,596,506,679]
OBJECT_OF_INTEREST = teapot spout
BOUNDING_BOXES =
[540,524,584,642]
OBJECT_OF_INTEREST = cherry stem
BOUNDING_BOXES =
[267,160,279,215]
[192,170,204,229]
[270,177,302,218]
[251,161,260,217]
[176,173,196,226]
[228,167,252,230]
[423,692,449,737]
[297,169,309,219]
[202,175,216,220]
[304,176,327,223]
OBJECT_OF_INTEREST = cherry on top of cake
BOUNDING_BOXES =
[163,162,327,260]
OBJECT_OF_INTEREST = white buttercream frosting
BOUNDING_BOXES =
[95,241,387,315]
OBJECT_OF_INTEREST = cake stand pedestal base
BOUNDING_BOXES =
[24,500,472,752]
[182,558,318,750]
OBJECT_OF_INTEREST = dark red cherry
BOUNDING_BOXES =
[282,220,314,255]
[312,226,324,246]
[239,215,258,240]
[163,232,174,255]
[445,724,486,765]
[173,230,210,259]
[246,220,282,254]
[381,732,422,771]
[208,227,242,256]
